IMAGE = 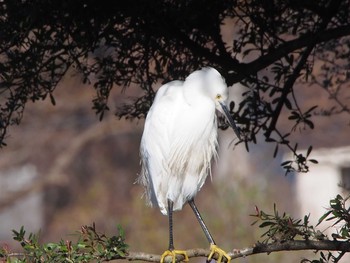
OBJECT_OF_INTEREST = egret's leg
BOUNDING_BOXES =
[188,199,231,263]
[168,199,175,251]
[160,200,188,263]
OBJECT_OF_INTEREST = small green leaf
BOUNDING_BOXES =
[259,221,275,228]
[317,210,332,225]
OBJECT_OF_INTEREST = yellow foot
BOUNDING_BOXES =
[160,249,189,263]
[208,244,231,263]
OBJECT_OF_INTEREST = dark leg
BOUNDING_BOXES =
[168,199,175,251]
[188,199,215,244]
[160,199,189,263]
[188,199,231,262]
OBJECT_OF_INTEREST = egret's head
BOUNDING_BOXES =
[199,67,228,104]
[201,67,241,140]
[186,67,227,99]
[185,67,241,139]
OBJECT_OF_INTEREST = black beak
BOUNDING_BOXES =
[219,102,241,140]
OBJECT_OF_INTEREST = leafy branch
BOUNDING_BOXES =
[2,195,350,262]
[1,223,128,263]
[0,1,350,166]
[252,195,350,262]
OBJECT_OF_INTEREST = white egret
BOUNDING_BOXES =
[139,67,241,263]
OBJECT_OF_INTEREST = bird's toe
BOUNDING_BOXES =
[160,249,189,263]
[208,244,231,263]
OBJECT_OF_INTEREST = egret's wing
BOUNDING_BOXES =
[139,81,183,209]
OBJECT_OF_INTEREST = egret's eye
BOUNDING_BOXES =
[215,94,222,100]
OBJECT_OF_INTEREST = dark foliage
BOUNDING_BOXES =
[0,0,349,172]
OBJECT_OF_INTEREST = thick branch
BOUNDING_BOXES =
[264,0,342,138]
[168,23,350,86]
[121,240,350,262]
[228,25,350,84]
[5,238,350,262]
[250,240,350,255]
[265,43,315,138]
[166,23,350,85]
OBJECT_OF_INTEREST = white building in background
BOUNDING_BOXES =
[294,146,350,230]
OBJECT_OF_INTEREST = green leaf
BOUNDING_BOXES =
[317,210,332,226]
[259,221,275,228]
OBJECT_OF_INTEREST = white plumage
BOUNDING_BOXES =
[139,67,236,215]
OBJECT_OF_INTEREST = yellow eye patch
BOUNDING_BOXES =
[215,94,222,100]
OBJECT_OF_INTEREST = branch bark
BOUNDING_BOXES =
[227,25,350,84]
[121,240,350,262]
[5,239,350,262]
[263,0,342,138]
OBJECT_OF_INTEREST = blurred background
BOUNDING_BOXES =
[0,65,349,263]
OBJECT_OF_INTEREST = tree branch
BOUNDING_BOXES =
[264,43,315,138]
[5,240,350,262]
[250,240,350,255]
[168,23,350,86]
[114,240,350,261]
[264,0,342,138]
[228,25,350,84]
